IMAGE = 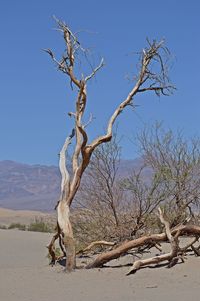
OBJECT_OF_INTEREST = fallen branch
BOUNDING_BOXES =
[191,244,200,256]
[127,207,180,275]
[47,224,66,265]
[77,240,116,255]
[85,224,200,269]
[179,237,198,254]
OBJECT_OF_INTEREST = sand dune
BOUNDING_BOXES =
[0,229,199,301]
[0,207,55,226]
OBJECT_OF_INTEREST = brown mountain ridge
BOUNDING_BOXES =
[0,159,145,211]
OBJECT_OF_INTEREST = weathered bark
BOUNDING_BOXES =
[180,237,198,254]
[47,226,66,265]
[127,207,180,274]
[77,240,116,255]
[57,201,76,271]
[47,232,60,265]
[50,130,77,272]
[191,244,200,256]
[86,224,200,269]
[48,203,79,271]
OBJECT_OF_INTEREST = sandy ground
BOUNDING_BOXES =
[0,207,55,226]
[0,229,199,301]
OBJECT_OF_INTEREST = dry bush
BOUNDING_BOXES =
[72,125,200,251]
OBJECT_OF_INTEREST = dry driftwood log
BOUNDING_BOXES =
[86,223,200,271]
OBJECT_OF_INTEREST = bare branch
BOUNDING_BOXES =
[43,48,68,73]
[83,113,94,128]
[86,40,174,153]
[77,240,115,255]
[138,85,176,96]
[85,58,105,82]
[158,207,172,241]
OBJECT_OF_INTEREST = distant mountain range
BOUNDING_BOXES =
[0,159,146,212]
[0,161,60,211]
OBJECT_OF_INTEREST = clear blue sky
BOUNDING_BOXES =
[0,0,200,165]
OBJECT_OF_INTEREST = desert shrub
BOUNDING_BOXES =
[27,218,54,233]
[0,224,7,230]
[8,223,26,231]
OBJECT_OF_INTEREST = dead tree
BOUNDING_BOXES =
[86,214,200,272]
[45,18,174,272]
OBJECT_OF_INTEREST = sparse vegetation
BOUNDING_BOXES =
[27,218,54,233]
[8,223,26,231]
[73,125,200,247]
[0,224,7,230]
[0,219,55,233]
[59,125,200,273]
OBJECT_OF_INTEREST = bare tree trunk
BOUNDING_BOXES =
[57,201,76,271]
[51,130,77,272]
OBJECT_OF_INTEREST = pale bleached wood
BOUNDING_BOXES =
[77,240,115,255]
[59,130,74,199]
[127,207,180,275]
[86,225,200,270]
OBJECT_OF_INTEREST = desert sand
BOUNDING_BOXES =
[0,207,55,226]
[0,229,199,301]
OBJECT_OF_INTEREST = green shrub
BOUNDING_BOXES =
[27,218,54,233]
[0,224,7,230]
[8,223,26,231]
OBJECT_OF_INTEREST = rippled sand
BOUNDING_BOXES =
[0,229,199,301]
